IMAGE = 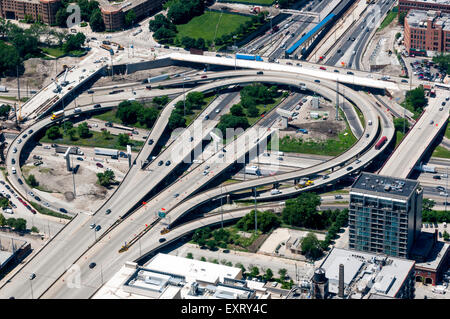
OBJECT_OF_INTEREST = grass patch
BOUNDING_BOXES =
[353,105,365,129]
[432,146,450,159]
[445,120,450,139]
[247,95,284,126]
[29,202,72,220]
[272,125,357,157]
[395,131,406,148]
[0,96,29,102]
[176,11,253,43]
[184,95,216,126]
[378,7,398,31]
[40,46,65,58]
[41,130,144,152]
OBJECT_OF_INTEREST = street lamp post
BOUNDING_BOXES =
[183,77,186,116]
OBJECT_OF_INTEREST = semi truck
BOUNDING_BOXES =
[416,164,436,173]
[55,146,83,155]
[94,147,119,157]
[0,86,8,92]
[245,165,261,175]
[236,54,264,62]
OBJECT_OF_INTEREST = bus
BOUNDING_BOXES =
[51,110,64,121]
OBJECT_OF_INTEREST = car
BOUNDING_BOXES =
[28,129,33,134]
[148,139,154,145]
[34,196,41,202]
[319,66,326,70]
[90,223,96,229]
[218,153,224,158]
[43,145,50,149]
[173,193,179,198]
[347,71,354,75]
[189,136,194,142]
[51,144,57,148]
[425,223,429,228]
[23,134,27,138]
[12,147,17,153]
[96,163,104,168]
[76,157,83,161]
[17,139,21,144]
[59,208,68,213]
[163,45,169,49]
[159,238,166,243]
[296,63,302,67]
[95,225,101,231]
[17,179,23,185]
[430,120,434,125]
[433,175,441,180]
[335,195,343,199]
[11,159,15,165]
[337,49,342,54]
[437,186,446,192]
[165,160,171,166]
[105,209,111,215]
[346,166,353,171]
[201,75,207,79]
[215,54,221,57]
[43,202,50,207]
[203,170,209,176]
[28,191,34,197]
[30,273,36,280]
[204,115,209,120]
[442,102,446,106]
[314,79,320,83]
[158,160,163,166]
[323,175,330,179]
[215,109,221,113]
[89,262,96,269]
[257,71,264,75]
[351,37,355,41]
[334,69,340,73]
[355,159,361,164]
[93,104,101,108]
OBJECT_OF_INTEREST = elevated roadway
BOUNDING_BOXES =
[37,76,390,298]
[379,91,449,178]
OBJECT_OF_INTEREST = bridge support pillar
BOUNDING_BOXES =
[227,194,231,204]
[127,145,132,168]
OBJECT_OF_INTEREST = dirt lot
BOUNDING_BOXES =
[20,147,129,212]
[1,56,83,90]
[280,95,346,141]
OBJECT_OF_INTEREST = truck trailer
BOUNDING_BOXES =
[236,54,263,62]
[94,147,119,157]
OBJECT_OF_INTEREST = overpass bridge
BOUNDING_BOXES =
[379,90,449,179]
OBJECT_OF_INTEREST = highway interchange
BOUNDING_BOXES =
[0,4,449,299]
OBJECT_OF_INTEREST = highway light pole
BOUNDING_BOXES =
[220,185,224,229]
[183,77,186,117]
[254,187,257,235]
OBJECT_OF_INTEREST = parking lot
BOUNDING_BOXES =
[408,58,447,83]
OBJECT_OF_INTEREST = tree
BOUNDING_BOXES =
[153,27,176,43]
[200,257,206,261]
[236,210,280,233]
[235,262,246,274]
[10,31,39,59]
[55,7,70,27]
[247,104,259,117]
[168,110,186,130]
[301,233,323,260]
[405,86,427,114]
[0,197,9,209]
[63,32,86,53]
[27,174,39,187]
[89,9,105,32]
[181,36,196,49]
[77,122,91,138]
[138,107,159,128]
[278,268,287,280]
[117,133,130,146]
[62,120,73,131]
[0,213,6,226]
[0,42,20,76]
[31,226,39,233]
[67,128,77,141]
[101,129,112,140]
[264,268,273,281]
[46,126,62,140]
[393,118,410,132]
[0,104,11,118]
[150,14,176,32]
[186,252,194,259]
[250,266,259,278]
[282,192,321,228]
[230,104,244,117]
[444,231,450,241]
[398,12,407,26]
[423,199,436,212]
[153,95,169,107]
[206,239,217,250]
[116,100,142,124]
[124,9,137,28]
[96,169,115,187]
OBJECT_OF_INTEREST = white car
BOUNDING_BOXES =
[440,191,449,197]
[215,109,221,113]
[90,223,96,229]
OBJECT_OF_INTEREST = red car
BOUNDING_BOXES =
[319,66,326,70]
[96,163,104,168]
[201,75,207,79]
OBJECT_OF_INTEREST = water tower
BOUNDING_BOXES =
[311,268,329,299]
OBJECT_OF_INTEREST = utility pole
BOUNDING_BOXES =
[220,185,224,229]
[254,187,257,235]
[71,155,76,197]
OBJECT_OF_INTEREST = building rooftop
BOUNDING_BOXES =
[350,172,419,201]
[401,0,450,5]
[319,248,415,298]
[413,233,450,271]
[407,10,450,30]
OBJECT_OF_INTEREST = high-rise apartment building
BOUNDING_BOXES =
[0,0,60,25]
[349,173,423,259]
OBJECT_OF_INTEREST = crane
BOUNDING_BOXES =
[52,78,62,93]
[60,68,69,87]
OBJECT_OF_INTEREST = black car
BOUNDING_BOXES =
[17,179,23,185]
[347,71,354,75]
[257,71,264,75]
[34,196,41,202]
[148,139,154,145]
[158,160,164,166]
[401,79,408,83]
[28,129,33,134]
[11,159,15,165]
[59,208,68,213]
[95,225,101,231]
[89,262,96,269]
[93,104,101,108]
[314,79,320,83]
[163,45,169,49]
[106,209,111,215]
[346,166,353,171]
[165,160,171,166]
[159,238,166,243]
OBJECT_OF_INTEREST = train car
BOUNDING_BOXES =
[375,136,387,150]
[236,54,263,62]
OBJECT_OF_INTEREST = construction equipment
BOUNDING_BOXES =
[52,79,62,93]
[60,68,69,87]
[160,228,170,235]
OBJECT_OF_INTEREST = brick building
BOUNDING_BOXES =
[399,0,450,14]
[0,0,60,25]
[404,10,450,55]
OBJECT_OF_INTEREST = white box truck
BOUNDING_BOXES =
[245,165,261,175]
[270,189,281,195]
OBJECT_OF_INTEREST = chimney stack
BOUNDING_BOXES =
[338,264,345,298]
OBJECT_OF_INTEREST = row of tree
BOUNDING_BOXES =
[167,91,207,131]
[433,54,450,74]
[403,86,427,116]
[0,214,27,231]
[46,121,91,141]
[116,100,159,128]
[421,199,450,223]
